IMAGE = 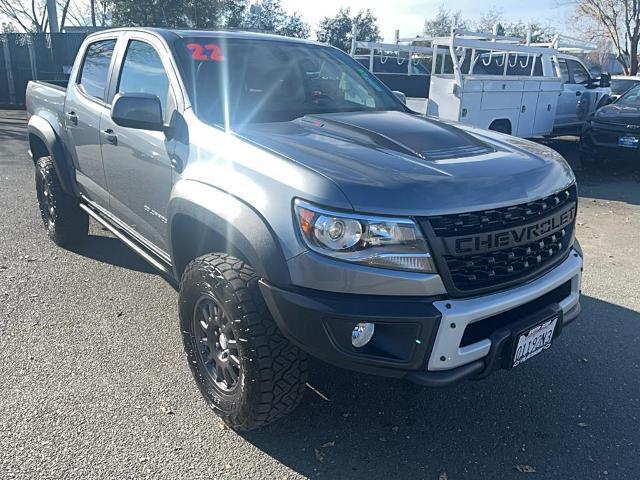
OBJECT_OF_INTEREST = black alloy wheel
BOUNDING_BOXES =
[193,295,241,392]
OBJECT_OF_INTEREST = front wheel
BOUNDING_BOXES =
[179,253,308,431]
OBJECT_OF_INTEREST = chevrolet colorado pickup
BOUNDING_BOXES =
[25,28,582,431]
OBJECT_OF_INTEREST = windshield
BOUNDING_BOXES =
[611,79,640,96]
[616,84,640,106]
[174,38,404,127]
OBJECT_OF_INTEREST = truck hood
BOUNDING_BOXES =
[235,111,575,216]
[595,103,640,125]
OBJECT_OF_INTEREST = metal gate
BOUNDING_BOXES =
[0,33,87,107]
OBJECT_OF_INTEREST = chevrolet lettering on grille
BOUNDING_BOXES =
[445,203,577,256]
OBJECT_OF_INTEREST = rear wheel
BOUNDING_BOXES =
[35,156,88,246]
[179,253,308,431]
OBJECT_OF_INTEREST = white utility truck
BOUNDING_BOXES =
[352,29,611,137]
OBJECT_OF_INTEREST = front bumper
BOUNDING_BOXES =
[260,249,583,387]
[581,122,640,159]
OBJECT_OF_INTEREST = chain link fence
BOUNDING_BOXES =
[0,33,88,107]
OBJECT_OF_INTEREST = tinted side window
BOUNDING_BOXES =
[78,39,116,100]
[569,60,590,84]
[118,40,171,119]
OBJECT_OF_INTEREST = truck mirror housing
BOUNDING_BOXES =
[111,93,165,131]
[600,72,611,89]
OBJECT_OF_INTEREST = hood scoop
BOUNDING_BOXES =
[298,111,494,161]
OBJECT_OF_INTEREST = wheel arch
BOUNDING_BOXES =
[168,182,291,285]
[488,119,512,135]
[27,115,77,196]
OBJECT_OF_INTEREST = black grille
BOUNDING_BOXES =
[592,130,620,146]
[444,230,570,291]
[422,185,577,295]
[429,186,576,237]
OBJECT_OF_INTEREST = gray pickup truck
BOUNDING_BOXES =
[26,28,583,430]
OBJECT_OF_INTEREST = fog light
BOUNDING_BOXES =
[351,322,375,348]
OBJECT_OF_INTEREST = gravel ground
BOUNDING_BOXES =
[1,110,639,480]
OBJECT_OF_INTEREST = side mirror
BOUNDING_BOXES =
[111,93,164,131]
[600,72,611,89]
[392,90,407,104]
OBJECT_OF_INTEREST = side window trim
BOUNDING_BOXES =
[75,37,119,105]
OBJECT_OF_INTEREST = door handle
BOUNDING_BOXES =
[102,129,117,145]
[576,91,582,96]
[65,111,78,126]
[170,157,183,172]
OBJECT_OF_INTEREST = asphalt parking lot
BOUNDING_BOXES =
[1,109,639,480]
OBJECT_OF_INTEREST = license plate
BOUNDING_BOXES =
[512,317,558,368]
[618,136,639,148]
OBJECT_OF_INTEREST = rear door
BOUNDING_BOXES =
[64,36,118,207]
[100,33,178,253]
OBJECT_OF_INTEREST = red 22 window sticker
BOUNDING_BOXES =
[186,43,224,62]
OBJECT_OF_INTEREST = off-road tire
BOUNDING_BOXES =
[179,253,308,431]
[35,156,88,246]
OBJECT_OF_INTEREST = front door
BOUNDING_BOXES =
[554,58,581,129]
[100,36,176,253]
[64,38,117,207]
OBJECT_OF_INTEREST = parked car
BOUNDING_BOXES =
[553,54,611,135]
[581,83,640,165]
[26,28,583,431]
[609,75,640,101]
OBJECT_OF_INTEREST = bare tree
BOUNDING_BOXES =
[0,0,77,32]
[572,0,640,74]
[423,6,467,37]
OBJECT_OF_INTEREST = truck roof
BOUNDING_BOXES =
[86,27,321,46]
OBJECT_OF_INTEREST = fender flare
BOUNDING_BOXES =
[27,115,77,196]
[167,180,291,286]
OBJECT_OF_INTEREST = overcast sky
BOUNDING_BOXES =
[281,0,573,42]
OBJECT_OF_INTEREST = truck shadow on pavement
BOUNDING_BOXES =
[241,295,639,479]
[68,233,158,275]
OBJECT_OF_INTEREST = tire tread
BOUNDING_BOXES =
[180,253,308,430]
[35,156,88,246]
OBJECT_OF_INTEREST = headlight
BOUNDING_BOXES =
[294,199,436,273]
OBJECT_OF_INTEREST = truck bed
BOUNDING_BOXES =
[25,80,67,135]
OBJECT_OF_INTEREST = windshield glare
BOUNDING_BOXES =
[616,84,640,106]
[175,38,404,127]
